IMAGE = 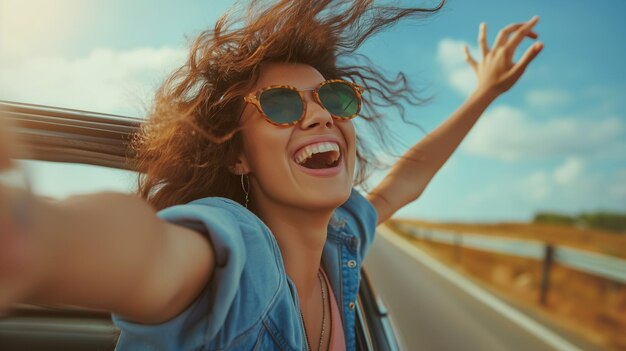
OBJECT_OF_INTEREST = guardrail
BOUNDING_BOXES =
[393,222,626,304]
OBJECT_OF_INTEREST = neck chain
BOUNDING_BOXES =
[300,268,326,351]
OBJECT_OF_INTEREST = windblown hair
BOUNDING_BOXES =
[132,0,445,210]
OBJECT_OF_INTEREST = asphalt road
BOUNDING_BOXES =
[363,228,601,351]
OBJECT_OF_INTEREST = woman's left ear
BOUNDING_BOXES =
[228,156,250,175]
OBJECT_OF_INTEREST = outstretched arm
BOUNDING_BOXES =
[367,16,543,224]
[0,118,215,324]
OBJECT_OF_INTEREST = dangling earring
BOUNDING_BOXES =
[240,173,249,208]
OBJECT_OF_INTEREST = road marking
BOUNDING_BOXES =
[378,225,583,351]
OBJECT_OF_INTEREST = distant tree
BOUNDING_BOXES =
[533,212,575,225]
[534,211,626,234]
[577,211,626,233]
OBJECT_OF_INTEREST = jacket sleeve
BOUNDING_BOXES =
[111,197,283,351]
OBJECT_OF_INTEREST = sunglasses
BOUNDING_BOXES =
[243,79,364,126]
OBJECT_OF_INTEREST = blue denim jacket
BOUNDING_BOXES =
[112,188,377,350]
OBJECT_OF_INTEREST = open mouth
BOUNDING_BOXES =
[301,151,341,169]
[294,142,341,169]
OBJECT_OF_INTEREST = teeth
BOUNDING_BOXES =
[294,142,341,165]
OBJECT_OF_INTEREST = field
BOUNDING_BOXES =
[387,219,626,351]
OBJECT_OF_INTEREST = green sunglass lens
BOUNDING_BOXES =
[318,82,359,118]
[259,88,303,124]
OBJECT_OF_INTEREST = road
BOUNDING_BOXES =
[363,227,602,351]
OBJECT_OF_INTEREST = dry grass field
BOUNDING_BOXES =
[387,219,626,351]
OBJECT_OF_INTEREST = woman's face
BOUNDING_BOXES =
[237,62,357,212]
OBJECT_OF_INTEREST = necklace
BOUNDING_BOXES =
[300,268,326,351]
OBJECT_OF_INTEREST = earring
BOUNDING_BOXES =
[240,173,249,208]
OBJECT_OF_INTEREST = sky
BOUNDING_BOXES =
[1,0,625,223]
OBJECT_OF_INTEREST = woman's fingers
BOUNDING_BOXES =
[493,19,539,50]
[493,23,525,48]
[467,24,537,72]
[506,16,540,53]
[467,17,542,94]
[479,19,539,58]
[503,41,543,88]
[464,45,478,71]
[479,22,489,57]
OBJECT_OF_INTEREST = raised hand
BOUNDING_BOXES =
[464,16,543,96]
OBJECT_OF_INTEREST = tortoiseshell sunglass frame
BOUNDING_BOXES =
[243,79,365,127]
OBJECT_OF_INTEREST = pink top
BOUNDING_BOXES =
[321,269,346,351]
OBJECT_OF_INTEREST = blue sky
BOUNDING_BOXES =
[1,0,624,222]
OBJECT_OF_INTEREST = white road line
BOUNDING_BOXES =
[377,224,583,351]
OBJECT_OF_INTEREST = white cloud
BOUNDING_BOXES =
[553,157,584,186]
[516,159,626,214]
[462,104,626,161]
[521,157,585,201]
[0,47,187,117]
[436,38,477,96]
[526,89,571,109]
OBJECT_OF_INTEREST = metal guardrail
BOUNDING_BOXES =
[395,222,626,284]
[555,247,626,283]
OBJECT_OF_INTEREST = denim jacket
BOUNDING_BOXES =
[112,188,378,350]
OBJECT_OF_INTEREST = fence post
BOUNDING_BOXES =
[540,244,554,305]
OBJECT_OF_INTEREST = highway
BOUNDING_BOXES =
[364,227,602,351]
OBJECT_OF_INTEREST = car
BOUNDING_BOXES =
[0,99,401,351]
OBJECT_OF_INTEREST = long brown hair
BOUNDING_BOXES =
[132,0,445,210]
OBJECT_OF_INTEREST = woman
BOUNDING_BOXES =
[0,0,542,350]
